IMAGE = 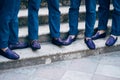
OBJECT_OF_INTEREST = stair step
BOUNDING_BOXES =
[0,35,120,70]
[0,1,115,70]
[19,19,112,42]
[18,5,96,17]
[18,5,113,26]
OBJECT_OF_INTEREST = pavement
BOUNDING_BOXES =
[0,51,120,80]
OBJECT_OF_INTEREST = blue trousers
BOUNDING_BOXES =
[47,0,60,38]
[28,0,60,40]
[28,0,41,40]
[98,0,120,36]
[69,0,96,37]
[0,0,20,48]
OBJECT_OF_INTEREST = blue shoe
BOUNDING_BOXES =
[9,42,28,50]
[84,39,96,50]
[105,36,118,46]
[0,48,20,60]
[52,37,64,46]
[92,32,106,40]
[30,40,41,50]
[63,35,77,45]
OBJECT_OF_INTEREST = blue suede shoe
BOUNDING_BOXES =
[52,37,64,46]
[9,41,28,50]
[105,36,118,46]
[0,48,20,60]
[63,35,77,45]
[84,39,96,50]
[30,40,41,50]
[92,32,106,40]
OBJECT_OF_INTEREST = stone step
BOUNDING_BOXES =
[18,4,113,27]
[0,1,115,70]
[1,35,120,70]
[19,19,112,42]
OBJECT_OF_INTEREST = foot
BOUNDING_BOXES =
[92,31,106,40]
[52,37,64,46]
[84,38,96,50]
[9,41,28,50]
[105,35,118,46]
[0,48,19,60]
[30,40,41,50]
[63,35,77,45]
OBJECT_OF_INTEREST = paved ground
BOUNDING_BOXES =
[0,51,120,80]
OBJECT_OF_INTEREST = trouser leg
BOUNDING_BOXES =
[47,0,60,38]
[85,0,96,37]
[9,0,20,44]
[28,0,41,40]
[111,0,120,36]
[98,0,110,30]
[69,0,81,35]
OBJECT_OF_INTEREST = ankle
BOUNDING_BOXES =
[111,34,117,39]
[98,30,105,34]
[1,47,8,52]
[69,35,75,39]
[85,37,91,40]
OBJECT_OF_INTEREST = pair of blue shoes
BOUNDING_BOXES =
[9,40,41,51]
[0,40,41,60]
[0,41,29,60]
[0,42,28,60]
[52,35,77,46]
[92,32,117,46]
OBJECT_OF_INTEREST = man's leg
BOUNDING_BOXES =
[92,0,110,40]
[111,0,120,36]
[8,0,28,50]
[105,0,120,46]
[98,0,110,30]
[28,0,41,40]
[47,0,65,46]
[47,0,60,38]
[69,0,81,35]
[28,0,41,50]
[0,0,19,60]
[63,0,81,45]
[85,0,96,37]
[84,0,96,50]
[9,0,20,44]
